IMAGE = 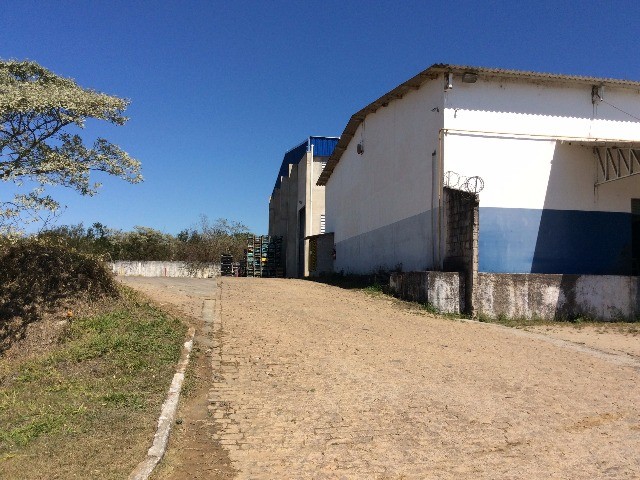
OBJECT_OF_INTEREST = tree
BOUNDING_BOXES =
[180,216,250,271]
[0,59,141,234]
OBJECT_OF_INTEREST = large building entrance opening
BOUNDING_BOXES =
[633,199,640,276]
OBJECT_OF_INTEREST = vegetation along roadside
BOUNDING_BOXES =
[0,240,187,479]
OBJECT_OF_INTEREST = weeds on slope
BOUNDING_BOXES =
[0,287,186,479]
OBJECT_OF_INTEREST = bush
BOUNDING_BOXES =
[0,237,118,352]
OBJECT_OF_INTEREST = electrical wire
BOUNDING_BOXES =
[600,98,640,122]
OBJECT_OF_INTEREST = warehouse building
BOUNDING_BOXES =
[269,136,338,277]
[318,64,640,319]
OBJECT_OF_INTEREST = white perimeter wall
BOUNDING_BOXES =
[111,261,220,278]
[326,80,444,273]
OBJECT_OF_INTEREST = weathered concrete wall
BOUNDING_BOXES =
[389,271,464,314]
[476,273,640,321]
[391,270,639,321]
[111,261,220,278]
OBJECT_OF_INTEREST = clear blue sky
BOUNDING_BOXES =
[2,0,639,234]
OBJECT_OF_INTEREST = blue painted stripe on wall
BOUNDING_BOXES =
[479,207,633,275]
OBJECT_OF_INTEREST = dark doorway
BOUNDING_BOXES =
[298,207,306,278]
[633,199,640,275]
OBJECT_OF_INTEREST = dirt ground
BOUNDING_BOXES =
[525,323,640,358]
[121,277,640,479]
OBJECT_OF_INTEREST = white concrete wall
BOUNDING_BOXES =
[476,273,639,321]
[444,137,639,212]
[284,163,299,277]
[390,270,639,321]
[308,155,328,238]
[326,80,444,274]
[389,271,464,314]
[111,261,220,278]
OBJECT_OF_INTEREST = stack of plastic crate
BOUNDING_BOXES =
[244,237,255,277]
[220,254,233,276]
[243,235,284,277]
[253,235,263,276]
[260,236,269,276]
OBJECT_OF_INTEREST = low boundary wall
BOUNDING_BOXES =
[476,273,640,321]
[390,271,640,321]
[389,271,464,314]
[111,261,220,278]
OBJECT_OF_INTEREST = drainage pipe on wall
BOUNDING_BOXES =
[308,142,314,277]
[431,149,437,268]
[438,128,445,270]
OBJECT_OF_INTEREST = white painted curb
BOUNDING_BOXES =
[129,324,196,480]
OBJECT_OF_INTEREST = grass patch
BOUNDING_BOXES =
[0,288,186,479]
[363,282,384,296]
[476,312,550,328]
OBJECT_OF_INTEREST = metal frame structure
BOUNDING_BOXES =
[594,146,640,186]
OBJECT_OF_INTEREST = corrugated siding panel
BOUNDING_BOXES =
[310,137,339,157]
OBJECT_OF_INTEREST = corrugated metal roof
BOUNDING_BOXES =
[273,136,338,193]
[317,64,640,186]
[310,136,339,157]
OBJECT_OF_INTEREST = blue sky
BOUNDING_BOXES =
[2,0,639,234]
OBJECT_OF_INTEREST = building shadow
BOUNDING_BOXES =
[531,142,632,275]
[530,142,636,319]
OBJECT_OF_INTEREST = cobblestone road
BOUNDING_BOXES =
[126,277,640,479]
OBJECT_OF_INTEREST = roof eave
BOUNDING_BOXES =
[317,63,640,186]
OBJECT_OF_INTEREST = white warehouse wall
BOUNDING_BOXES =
[326,70,640,276]
[443,76,640,141]
[443,75,640,274]
[326,80,444,274]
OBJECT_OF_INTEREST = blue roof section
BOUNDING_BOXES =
[310,136,339,157]
[273,136,338,193]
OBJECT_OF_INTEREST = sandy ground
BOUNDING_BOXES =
[525,323,640,358]
[121,276,640,479]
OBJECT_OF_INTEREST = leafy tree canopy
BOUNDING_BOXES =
[0,59,141,233]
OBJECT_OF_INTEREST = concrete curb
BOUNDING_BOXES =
[129,324,197,480]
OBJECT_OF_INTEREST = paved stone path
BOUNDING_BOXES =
[125,277,640,479]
